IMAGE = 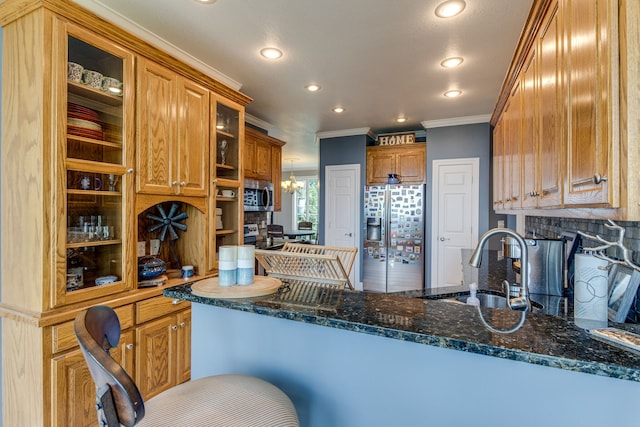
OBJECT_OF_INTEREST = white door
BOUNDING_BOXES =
[431,158,479,288]
[325,164,361,289]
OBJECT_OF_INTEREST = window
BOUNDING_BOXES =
[293,177,318,229]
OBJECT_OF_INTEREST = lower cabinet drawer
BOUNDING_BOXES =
[51,304,134,354]
[136,295,190,324]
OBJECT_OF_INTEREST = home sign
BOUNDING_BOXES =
[378,132,415,146]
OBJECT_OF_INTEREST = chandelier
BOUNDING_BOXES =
[281,159,305,194]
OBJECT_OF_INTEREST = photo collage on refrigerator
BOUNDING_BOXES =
[364,185,423,265]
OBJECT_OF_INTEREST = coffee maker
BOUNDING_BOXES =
[503,237,564,296]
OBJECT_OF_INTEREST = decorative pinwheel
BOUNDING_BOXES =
[147,203,188,241]
[146,203,188,268]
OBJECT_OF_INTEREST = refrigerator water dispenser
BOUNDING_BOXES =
[367,217,381,241]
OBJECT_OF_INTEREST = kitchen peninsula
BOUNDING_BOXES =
[165,280,640,427]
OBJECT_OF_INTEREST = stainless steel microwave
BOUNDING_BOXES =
[243,179,274,212]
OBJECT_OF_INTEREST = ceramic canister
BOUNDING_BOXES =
[236,245,255,285]
[218,245,237,286]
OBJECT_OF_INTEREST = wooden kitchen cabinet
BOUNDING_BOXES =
[563,0,616,207]
[366,144,426,185]
[135,296,191,399]
[537,0,563,208]
[492,116,505,210]
[244,127,273,180]
[272,144,283,211]
[0,1,250,426]
[49,304,134,427]
[137,57,210,197]
[491,0,626,217]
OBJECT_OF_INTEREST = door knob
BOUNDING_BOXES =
[439,237,450,241]
[345,232,352,237]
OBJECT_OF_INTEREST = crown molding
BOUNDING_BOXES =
[421,114,491,129]
[73,0,242,91]
[245,114,274,132]
[315,127,374,144]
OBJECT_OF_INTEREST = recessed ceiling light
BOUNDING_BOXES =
[444,89,462,98]
[396,117,407,123]
[332,106,345,113]
[440,57,464,68]
[435,0,466,18]
[260,47,283,60]
[305,84,321,92]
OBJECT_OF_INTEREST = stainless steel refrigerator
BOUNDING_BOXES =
[363,184,425,292]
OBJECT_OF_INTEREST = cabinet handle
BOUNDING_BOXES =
[126,168,134,174]
[212,178,218,184]
[529,191,540,197]
[171,325,178,331]
[180,181,186,187]
[171,181,178,186]
[593,173,607,184]
[126,344,133,350]
[179,322,186,328]
[172,299,180,305]
[574,174,608,186]
[505,198,511,202]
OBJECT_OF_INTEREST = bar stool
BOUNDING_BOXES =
[74,305,299,427]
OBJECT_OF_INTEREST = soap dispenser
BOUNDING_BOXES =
[466,282,480,306]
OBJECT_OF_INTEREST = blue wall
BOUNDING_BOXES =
[424,123,495,286]
[318,123,496,288]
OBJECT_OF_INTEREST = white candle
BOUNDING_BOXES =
[218,245,237,286]
[236,245,255,285]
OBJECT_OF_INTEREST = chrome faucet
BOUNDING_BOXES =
[469,228,531,312]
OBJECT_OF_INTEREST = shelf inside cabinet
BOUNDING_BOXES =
[215,178,240,187]
[215,230,235,236]
[68,81,123,106]
[67,134,122,150]
[67,239,121,249]
[67,189,122,197]
[216,129,235,139]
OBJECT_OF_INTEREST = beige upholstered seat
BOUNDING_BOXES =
[74,305,299,427]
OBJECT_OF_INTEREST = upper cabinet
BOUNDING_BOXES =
[244,127,273,181]
[491,0,636,218]
[55,19,136,307]
[136,58,210,197]
[366,144,426,185]
[563,0,616,206]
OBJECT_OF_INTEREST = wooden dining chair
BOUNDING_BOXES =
[297,221,315,243]
[74,305,299,427]
[267,224,285,238]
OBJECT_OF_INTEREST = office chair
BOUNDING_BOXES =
[74,305,299,427]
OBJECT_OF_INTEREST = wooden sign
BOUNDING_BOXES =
[378,132,415,146]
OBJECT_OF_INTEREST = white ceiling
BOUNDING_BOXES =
[75,0,533,169]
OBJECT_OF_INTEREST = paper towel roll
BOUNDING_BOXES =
[574,253,609,323]
[236,245,255,285]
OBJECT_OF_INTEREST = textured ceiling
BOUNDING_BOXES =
[76,0,533,169]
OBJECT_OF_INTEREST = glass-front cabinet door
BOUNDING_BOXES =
[54,19,135,307]
[208,96,244,272]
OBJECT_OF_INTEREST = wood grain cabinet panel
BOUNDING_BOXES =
[493,117,505,210]
[366,144,426,185]
[563,0,616,207]
[137,58,210,197]
[135,308,191,400]
[244,128,274,181]
[51,330,134,427]
[272,144,283,211]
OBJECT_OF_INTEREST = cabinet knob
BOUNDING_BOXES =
[179,322,186,328]
[171,181,178,186]
[212,178,218,184]
[593,173,607,184]
[171,325,178,331]
[172,299,180,305]
[126,168,134,174]
[180,181,186,187]
[126,344,133,350]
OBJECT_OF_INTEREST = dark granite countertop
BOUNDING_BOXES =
[165,276,640,384]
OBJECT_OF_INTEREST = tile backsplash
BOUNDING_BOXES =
[525,216,640,264]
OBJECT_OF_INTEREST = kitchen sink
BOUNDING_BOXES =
[422,291,544,311]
